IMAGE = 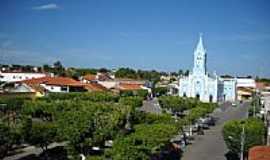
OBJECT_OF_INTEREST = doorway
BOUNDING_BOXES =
[196,94,200,100]
[209,95,213,103]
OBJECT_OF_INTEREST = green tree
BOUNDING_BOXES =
[53,61,63,69]
[56,102,130,158]
[184,70,189,76]
[223,118,265,157]
[158,96,187,113]
[136,89,149,99]
[52,60,65,76]
[153,87,168,97]
[119,90,134,97]
[115,68,137,79]
[111,123,178,160]
[75,68,98,76]
[0,122,21,159]
[119,97,143,109]
[25,121,57,153]
[178,69,184,76]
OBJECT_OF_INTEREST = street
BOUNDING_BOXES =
[4,142,67,160]
[140,98,162,114]
[4,101,249,160]
[181,102,249,160]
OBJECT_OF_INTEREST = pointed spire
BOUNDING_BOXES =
[196,33,205,53]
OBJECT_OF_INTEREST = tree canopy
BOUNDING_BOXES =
[223,118,265,157]
[111,123,178,160]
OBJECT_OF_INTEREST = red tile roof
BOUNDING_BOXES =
[256,82,270,90]
[83,83,107,92]
[249,146,270,160]
[118,83,143,91]
[20,76,82,86]
[20,76,51,85]
[44,77,82,86]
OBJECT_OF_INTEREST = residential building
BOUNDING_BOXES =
[257,82,270,97]
[81,74,97,83]
[1,82,46,98]
[237,77,256,88]
[236,77,256,100]
[221,77,237,101]
[0,71,47,83]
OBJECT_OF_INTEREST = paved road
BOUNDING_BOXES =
[140,98,162,114]
[4,142,67,160]
[181,102,249,160]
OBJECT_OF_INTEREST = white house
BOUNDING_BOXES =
[220,77,237,102]
[236,78,256,88]
[0,71,47,83]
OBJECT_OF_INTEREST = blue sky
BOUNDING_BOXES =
[0,0,270,77]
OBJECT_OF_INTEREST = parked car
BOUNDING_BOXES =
[205,115,215,126]
[196,116,215,129]
[195,121,208,130]
[197,126,204,135]
[200,116,216,126]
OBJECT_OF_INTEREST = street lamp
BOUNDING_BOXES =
[253,92,257,118]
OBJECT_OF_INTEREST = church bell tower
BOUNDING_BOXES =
[193,34,207,75]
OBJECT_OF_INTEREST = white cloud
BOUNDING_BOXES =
[32,3,60,11]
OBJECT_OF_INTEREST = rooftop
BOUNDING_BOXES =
[248,146,270,160]
[19,76,82,86]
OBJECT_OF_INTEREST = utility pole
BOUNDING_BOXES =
[253,92,257,118]
[240,123,245,160]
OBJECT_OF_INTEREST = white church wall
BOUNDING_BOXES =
[178,35,237,103]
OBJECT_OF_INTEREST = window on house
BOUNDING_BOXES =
[61,86,68,92]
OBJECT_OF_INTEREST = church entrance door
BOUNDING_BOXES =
[209,95,213,102]
[196,94,200,100]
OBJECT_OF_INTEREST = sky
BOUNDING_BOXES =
[0,0,270,77]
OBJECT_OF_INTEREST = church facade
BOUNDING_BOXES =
[179,35,236,103]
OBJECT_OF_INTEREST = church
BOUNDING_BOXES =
[178,35,236,103]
